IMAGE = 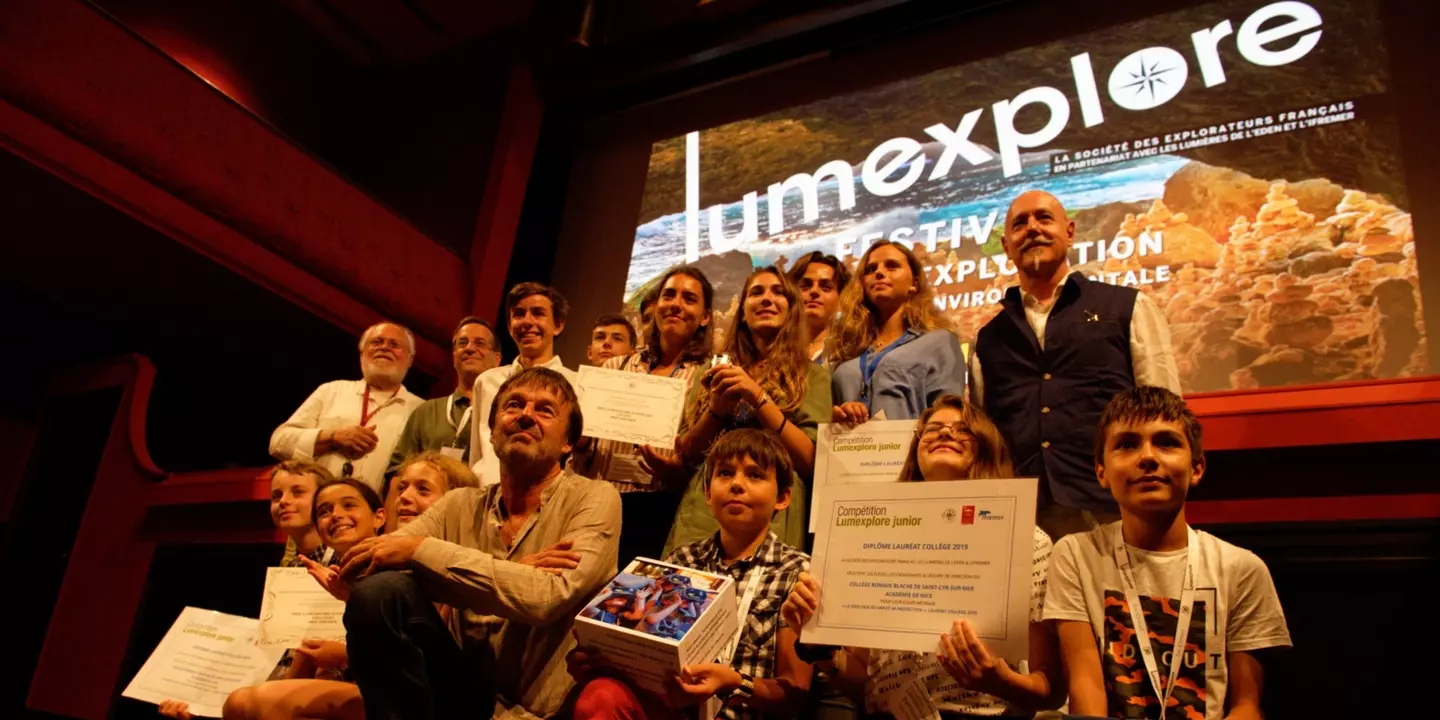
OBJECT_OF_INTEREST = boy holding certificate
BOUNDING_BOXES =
[1044,386,1291,719]
[569,429,813,719]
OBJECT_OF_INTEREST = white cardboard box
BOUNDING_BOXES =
[573,557,737,694]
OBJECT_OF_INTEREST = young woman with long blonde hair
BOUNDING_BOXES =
[829,240,966,423]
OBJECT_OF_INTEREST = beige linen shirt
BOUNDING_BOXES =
[395,469,621,719]
[268,379,421,493]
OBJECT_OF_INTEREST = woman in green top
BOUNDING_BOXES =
[663,265,832,554]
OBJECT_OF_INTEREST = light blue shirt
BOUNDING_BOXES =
[831,328,967,421]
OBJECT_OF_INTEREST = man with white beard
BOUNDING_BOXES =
[271,322,423,493]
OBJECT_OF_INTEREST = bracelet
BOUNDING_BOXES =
[725,672,756,705]
[757,392,773,409]
[774,417,790,435]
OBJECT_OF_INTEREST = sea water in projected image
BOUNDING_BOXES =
[625,150,1191,302]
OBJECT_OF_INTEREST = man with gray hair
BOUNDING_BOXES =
[271,322,423,492]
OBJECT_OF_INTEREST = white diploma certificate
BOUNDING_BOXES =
[802,478,1038,660]
[577,365,688,449]
[256,567,347,648]
[122,607,286,717]
[809,419,916,531]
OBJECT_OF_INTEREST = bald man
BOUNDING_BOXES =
[271,322,423,493]
[969,190,1181,540]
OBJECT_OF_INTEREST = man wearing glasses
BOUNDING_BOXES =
[386,317,503,475]
[270,322,422,493]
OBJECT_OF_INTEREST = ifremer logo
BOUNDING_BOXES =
[979,509,1006,521]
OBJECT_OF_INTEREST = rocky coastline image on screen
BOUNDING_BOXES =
[626,0,1426,392]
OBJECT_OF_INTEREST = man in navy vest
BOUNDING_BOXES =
[969,190,1181,540]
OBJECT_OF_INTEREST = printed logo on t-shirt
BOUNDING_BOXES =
[1102,590,1208,719]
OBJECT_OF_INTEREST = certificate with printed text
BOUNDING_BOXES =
[577,365,688,449]
[122,607,286,717]
[256,567,347,648]
[809,420,916,531]
[802,478,1038,660]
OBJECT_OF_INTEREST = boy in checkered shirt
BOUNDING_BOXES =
[567,429,812,719]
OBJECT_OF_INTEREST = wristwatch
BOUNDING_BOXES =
[793,641,839,664]
[725,672,756,706]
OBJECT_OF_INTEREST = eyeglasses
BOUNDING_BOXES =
[918,421,975,441]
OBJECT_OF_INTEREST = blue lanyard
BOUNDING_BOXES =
[858,333,911,406]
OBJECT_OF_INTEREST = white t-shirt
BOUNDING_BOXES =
[1043,523,1291,720]
[866,526,1053,716]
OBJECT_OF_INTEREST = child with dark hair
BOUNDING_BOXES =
[1045,386,1291,719]
[586,313,638,366]
[569,429,812,719]
[667,266,830,554]
[788,251,851,364]
[200,478,388,720]
[571,265,718,564]
[157,461,334,720]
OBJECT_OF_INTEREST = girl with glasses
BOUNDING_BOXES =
[782,395,1064,719]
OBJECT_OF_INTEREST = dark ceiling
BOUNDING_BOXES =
[80,0,996,253]
[0,147,438,473]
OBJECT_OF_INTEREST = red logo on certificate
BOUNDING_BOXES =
[961,506,975,524]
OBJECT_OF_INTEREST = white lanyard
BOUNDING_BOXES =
[1113,525,1199,715]
[444,394,474,444]
[718,564,765,665]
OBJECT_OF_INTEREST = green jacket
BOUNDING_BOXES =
[663,363,832,555]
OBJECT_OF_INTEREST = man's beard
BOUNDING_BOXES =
[362,360,406,386]
[493,427,557,477]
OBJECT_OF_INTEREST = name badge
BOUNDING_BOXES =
[439,446,466,462]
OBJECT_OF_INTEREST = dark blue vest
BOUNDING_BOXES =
[975,274,1136,511]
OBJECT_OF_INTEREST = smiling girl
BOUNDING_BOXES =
[664,267,832,553]
[782,395,1064,718]
[213,479,387,720]
[572,265,717,563]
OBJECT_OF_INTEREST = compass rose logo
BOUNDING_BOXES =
[1107,46,1189,111]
